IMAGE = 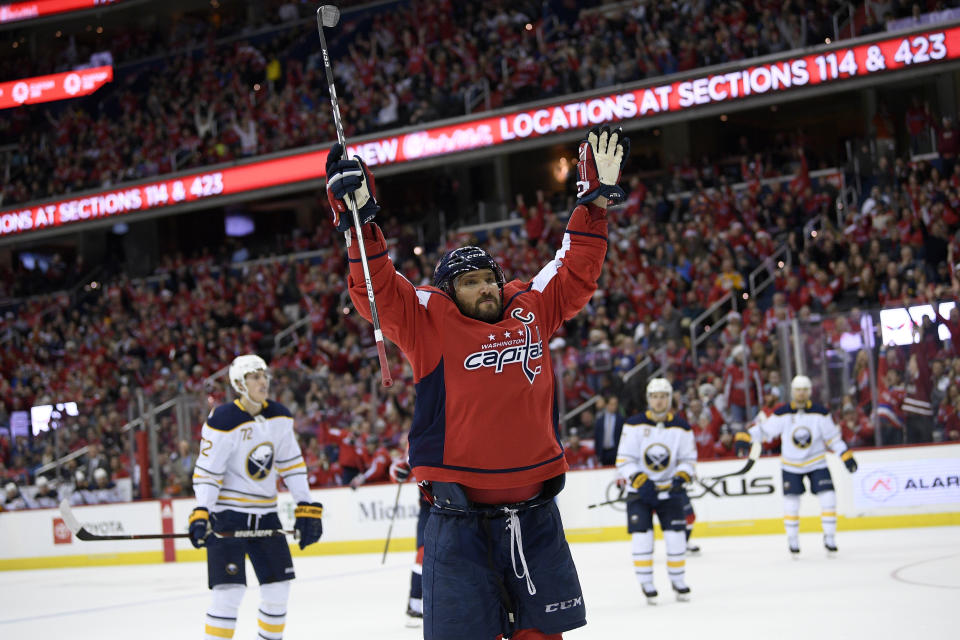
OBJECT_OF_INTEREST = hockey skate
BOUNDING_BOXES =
[671,581,691,602]
[824,535,838,555]
[686,542,701,556]
[405,606,423,628]
[641,584,658,605]
[788,539,800,557]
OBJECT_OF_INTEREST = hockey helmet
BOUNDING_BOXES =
[646,377,673,406]
[791,375,812,391]
[229,354,270,396]
[433,246,505,296]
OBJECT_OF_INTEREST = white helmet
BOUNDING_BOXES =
[791,375,812,391]
[229,354,270,396]
[646,377,673,406]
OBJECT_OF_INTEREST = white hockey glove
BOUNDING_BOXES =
[576,125,630,206]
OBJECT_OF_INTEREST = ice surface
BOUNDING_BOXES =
[1,527,957,639]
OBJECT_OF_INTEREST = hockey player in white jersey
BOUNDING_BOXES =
[189,354,324,640]
[616,378,697,604]
[736,375,857,555]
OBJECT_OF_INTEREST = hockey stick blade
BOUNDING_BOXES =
[703,441,761,482]
[58,498,86,536]
[59,499,293,541]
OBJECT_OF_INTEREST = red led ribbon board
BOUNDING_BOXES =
[0,66,113,109]
[0,0,120,24]
[2,25,959,239]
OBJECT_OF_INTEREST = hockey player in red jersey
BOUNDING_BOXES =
[328,125,629,640]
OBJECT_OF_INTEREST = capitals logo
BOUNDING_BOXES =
[463,307,543,384]
[247,443,275,480]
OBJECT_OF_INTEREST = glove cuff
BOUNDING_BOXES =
[576,185,626,206]
[295,503,324,519]
[840,450,854,461]
[188,507,209,525]
[674,471,692,484]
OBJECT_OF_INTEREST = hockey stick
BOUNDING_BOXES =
[586,494,634,509]
[59,499,295,541]
[316,4,392,388]
[381,481,404,564]
[586,483,672,509]
[704,441,761,481]
[587,446,761,509]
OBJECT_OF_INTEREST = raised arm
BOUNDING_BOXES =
[325,143,430,360]
[531,126,630,333]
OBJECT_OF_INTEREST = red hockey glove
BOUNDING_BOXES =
[576,125,630,206]
[389,459,411,482]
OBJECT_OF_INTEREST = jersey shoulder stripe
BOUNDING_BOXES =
[624,412,647,427]
[206,402,253,431]
[262,400,292,420]
[773,402,828,416]
[808,402,830,416]
[624,412,689,430]
[774,404,794,416]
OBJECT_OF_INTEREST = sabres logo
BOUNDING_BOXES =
[247,443,275,480]
[643,443,671,472]
[791,427,813,449]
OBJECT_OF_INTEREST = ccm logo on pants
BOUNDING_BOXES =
[545,597,583,612]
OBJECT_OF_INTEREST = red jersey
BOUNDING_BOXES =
[687,404,725,460]
[723,362,764,409]
[564,442,596,470]
[840,414,875,449]
[347,205,607,489]
[330,428,364,470]
[359,446,391,484]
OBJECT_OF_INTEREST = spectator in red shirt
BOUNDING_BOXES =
[839,403,874,449]
[713,430,737,459]
[906,97,931,153]
[939,394,960,442]
[332,423,366,485]
[937,115,959,177]
[350,435,391,488]
[685,397,725,461]
[722,344,763,430]
[563,429,596,470]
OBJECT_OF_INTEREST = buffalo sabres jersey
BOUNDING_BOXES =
[748,402,848,473]
[616,412,697,491]
[192,399,311,515]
